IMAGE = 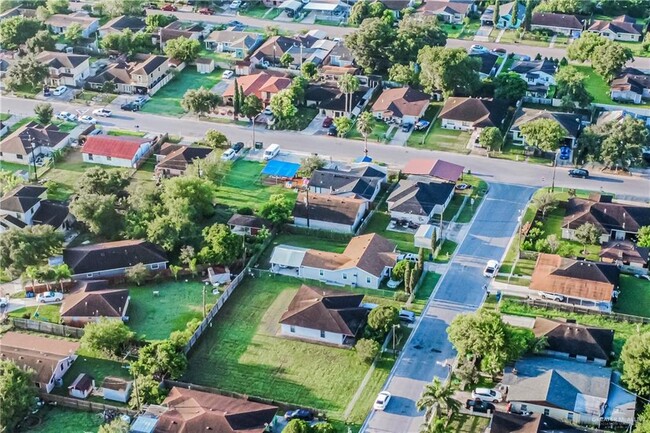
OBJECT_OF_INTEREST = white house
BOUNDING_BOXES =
[37,51,91,88]
[0,185,74,233]
[292,192,367,233]
[530,12,584,36]
[68,374,94,399]
[101,377,133,403]
[308,165,387,202]
[386,178,455,226]
[587,15,643,42]
[510,59,557,86]
[421,1,471,23]
[610,68,650,104]
[204,30,264,59]
[279,285,368,345]
[510,108,582,148]
[0,332,79,393]
[480,1,526,28]
[0,121,70,165]
[45,12,99,39]
[81,135,153,168]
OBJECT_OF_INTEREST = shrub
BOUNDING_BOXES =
[393,291,409,302]
[236,206,254,215]
[356,338,380,364]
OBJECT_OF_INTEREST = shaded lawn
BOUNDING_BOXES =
[618,40,649,57]
[258,232,350,268]
[495,140,553,165]
[127,280,217,341]
[291,107,318,131]
[443,195,465,222]
[535,206,601,261]
[23,406,102,433]
[614,275,650,318]
[360,211,417,254]
[448,414,491,432]
[0,160,32,173]
[141,69,223,116]
[347,117,390,143]
[214,160,297,211]
[8,305,61,323]
[440,22,463,38]
[573,65,650,107]
[184,275,387,416]
[106,129,146,137]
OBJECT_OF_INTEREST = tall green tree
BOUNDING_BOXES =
[131,340,187,380]
[567,32,607,62]
[592,41,633,81]
[259,193,293,225]
[233,78,241,119]
[181,87,222,117]
[70,193,122,237]
[81,318,135,357]
[416,378,460,422]
[99,418,130,433]
[0,360,38,433]
[25,29,56,53]
[622,332,650,397]
[125,263,150,286]
[338,73,360,114]
[164,36,201,63]
[389,63,418,86]
[575,125,603,164]
[533,0,592,14]
[555,66,593,109]
[301,61,318,80]
[34,103,53,125]
[357,111,374,156]
[0,225,63,278]
[63,22,83,44]
[203,129,229,149]
[0,16,41,49]
[344,17,395,73]
[348,0,371,26]
[493,72,528,103]
[523,0,533,30]
[493,0,501,26]
[367,305,399,335]
[510,1,519,26]
[4,54,48,91]
[269,89,298,128]
[599,117,647,170]
[417,47,481,97]
[145,13,178,32]
[103,0,145,17]
[241,94,264,120]
[479,127,503,151]
[279,52,294,68]
[390,15,446,65]
[519,118,566,151]
[199,224,243,265]
[355,338,380,364]
[574,222,602,253]
[637,226,650,248]
[46,0,69,12]
[333,116,353,137]
[76,167,129,196]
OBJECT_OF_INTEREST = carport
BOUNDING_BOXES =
[269,245,307,275]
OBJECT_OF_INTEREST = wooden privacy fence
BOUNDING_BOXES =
[40,393,137,416]
[11,318,84,338]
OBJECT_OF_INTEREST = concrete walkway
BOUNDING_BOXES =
[495,28,506,43]
[549,35,557,48]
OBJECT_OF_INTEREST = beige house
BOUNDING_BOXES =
[46,12,99,38]
[372,86,430,125]
[86,55,172,95]
[37,51,91,88]
[587,15,643,42]
[0,121,70,165]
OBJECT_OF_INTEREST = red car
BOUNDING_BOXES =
[322,117,333,128]
[199,7,214,14]
[161,3,177,11]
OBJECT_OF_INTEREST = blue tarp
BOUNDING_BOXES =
[262,160,301,178]
[354,156,373,163]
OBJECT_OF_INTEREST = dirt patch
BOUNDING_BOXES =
[258,288,298,336]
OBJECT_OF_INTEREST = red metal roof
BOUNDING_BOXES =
[82,135,149,160]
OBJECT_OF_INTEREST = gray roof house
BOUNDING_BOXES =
[204,30,264,59]
[530,12,584,35]
[308,165,387,202]
[469,52,500,78]
[510,108,582,148]
[489,412,584,433]
[386,178,455,226]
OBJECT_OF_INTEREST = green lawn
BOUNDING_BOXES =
[184,275,392,417]
[440,22,463,38]
[614,275,650,318]
[408,119,471,154]
[434,240,458,263]
[141,69,223,116]
[258,232,350,268]
[240,4,281,19]
[214,160,297,211]
[573,65,650,107]
[360,211,417,254]
[411,272,441,315]
[8,305,61,323]
[127,280,217,341]
[23,406,102,433]
[457,20,482,40]
[106,129,146,137]
[0,112,11,121]
[443,195,465,222]
[449,414,491,432]
[291,107,318,131]
[348,117,391,143]
[51,120,77,133]
[0,160,32,173]
[618,40,649,57]
[406,103,442,147]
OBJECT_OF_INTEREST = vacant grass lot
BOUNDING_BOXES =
[24,406,102,433]
[214,160,297,211]
[614,275,650,318]
[127,280,217,341]
[408,119,471,154]
[141,69,223,116]
[573,65,650,107]
[184,275,388,417]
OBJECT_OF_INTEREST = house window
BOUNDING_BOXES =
[60,364,64,371]
[343,273,347,280]
[366,277,371,284]
[17,154,23,160]
[320,330,325,338]
[567,413,574,421]
[35,382,40,388]
[319,270,324,277]
[521,404,528,411]
[106,156,112,161]
[86,273,93,278]
[151,263,160,270]
[88,154,94,160]
[543,409,550,416]
[290,325,295,333]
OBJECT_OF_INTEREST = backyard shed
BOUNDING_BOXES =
[101,376,133,403]
[414,224,439,250]
[68,373,94,399]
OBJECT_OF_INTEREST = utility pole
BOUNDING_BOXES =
[551,151,558,192]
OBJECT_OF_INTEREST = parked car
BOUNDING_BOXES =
[198,7,214,14]
[161,3,177,11]
[387,279,402,289]
[37,291,64,303]
[263,107,273,116]
[328,125,337,136]
[465,399,495,413]
[227,20,244,27]
[52,85,68,96]
[538,291,565,302]
[79,115,97,124]
[222,70,234,79]
[0,297,8,308]
[134,95,148,106]
[322,117,333,128]
[568,168,589,178]
[492,48,507,56]
[455,183,471,190]
[414,120,430,130]
[374,391,391,411]
[470,44,488,53]
[401,122,413,132]
[559,146,571,160]
[43,87,51,97]
[56,111,77,122]
[483,260,500,278]
[231,142,244,153]
[284,409,313,421]
[92,108,112,117]
[397,253,419,263]
[471,388,502,403]
[121,102,140,112]
[229,0,242,8]
[221,149,237,161]
[399,309,416,323]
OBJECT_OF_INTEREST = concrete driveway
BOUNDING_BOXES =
[390,127,412,146]
[301,112,327,135]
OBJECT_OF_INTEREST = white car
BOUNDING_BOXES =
[79,115,97,124]
[0,297,8,308]
[52,85,68,96]
[56,111,77,122]
[222,70,234,79]
[470,44,488,53]
[374,391,391,411]
[397,253,419,263]
[221,149,237,161]
[92,108,112,117]
[230,0,241,8]
[483,260,500,278]
[387,279,402,289]
[263,107,273,116]
[471,388,502,403]
[36,291,64,303]
[538,291,565,302]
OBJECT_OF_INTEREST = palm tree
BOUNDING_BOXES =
[357,111,373,157]
[338,73,360,115]
[22,265,40,291]
[52,264,71,291]
[416,378,460,423]
[420,417,453,433]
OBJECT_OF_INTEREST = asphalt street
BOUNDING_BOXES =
[362,183,536,433]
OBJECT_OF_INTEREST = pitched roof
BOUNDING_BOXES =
[531,12,583,29]
[402,159,464,182]
[69,373,94,392]
[563,197,650,234]
[387,179,455,216]
[87,55,168,85]
[422,0,471,15]
[308,166,385,201]
[60,280,129,319]
[32,200,71,229]
[533,317,614,361]
[64,240,168,275]
[510,59,557,76]
[155,387,277,433]
[279,285,367,336]
[610,68,650,95]
[293,192,365,226]
[599,240,649,266]
[372,86,430,118]
[155,143,212,172]
[252,35,300,60]
[82,135,149,160]
[227,214,270,229]
[511,107,581,138]
[530,254,620,302]
[0,214,27,230]
[588,19,642,35]
[470,51,499,76]
[205,30,262,50]
[131,54,168,75]
[438,97,508,128]
[490,412,583,433]
[36,51,90,69]
[45,12,97,29]
[222,71,291,99]
[102,376,131,391]
[0,121,69,156]
[0,184,46,213]
[100,15,146,33]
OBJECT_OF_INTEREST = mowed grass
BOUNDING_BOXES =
[448,414,491,432]
[127,280,217,341]
[614,275,650,318]
[360,211,417,254]
[214,160,297,211]
[9,304,61,323]
[141,69,223,116]
[573,65,650,107]
[408,119,471,154]
[184,275,380,416]
[23,406,102,433]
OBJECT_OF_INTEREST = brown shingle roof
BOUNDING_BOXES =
[64,240,168,275]
[293,192,365,226]
[588,19,642,35]
[155,143,212,173]
[490,412,583,433]
[37,51,90,69]
[402,159,464,182]
[279,285,367,336]
[0,121,69,156]
[531,12,583,30]
[532,317,614,361]
[438,97,507,128]
[372,86,430,118]
[60,280,129,319]
[563,197,650,234]
[599,240,649,266]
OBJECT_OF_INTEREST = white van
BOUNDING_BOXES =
[263,143,280,160]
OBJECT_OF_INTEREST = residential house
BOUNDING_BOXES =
[319,64,360,80]
[86,54,172,96]
[587,15,643,42]
[82,135,153,168]
[101,377,133,403]
[0,121,70,164]
[269,233,397,289]
[510,59,557,94]
[63,240,168,279]
[438,97,508,131]
[372,86,431,124]
[530,253,620,311]
[46,12,99,38]
[403,158,465,183]
[99,15,146,36]
[195,57,215,74]
[68,374,94,399]
[36,51,91,88]
[420,1,471,23]
[502,357,636,426]
[530,13,584,36]
[293,192,368,233]
[324,43,354,68]
[158,21,203,49]
[59,280,130,326]
[610,68,650,104]
[222,71,292,106]
[386,178,455,226]
[286,38,338,68]
[531,317,614,365]
[227,214,270,236]
[305,84,371,118]
[480,1,526,28]
[279,285,368,345]
[250,35,300,67]
[151,387,278,433]
[470,52,500,79]
[599,240,648,269]
[0,185,74,233]
[0,332,79,393]
[510,108,581,148]
[562,194,650,242]
[154,143,212,178]
[489,412,584,433]
[308,165,387,202]
[204,30,264,59]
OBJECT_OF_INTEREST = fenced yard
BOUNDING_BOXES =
[614,275,650,318]
[141,69,223,116]
[360,211,417,254]
[22,406,102,433]
[573,65,650,108]
[257,232,350,268]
